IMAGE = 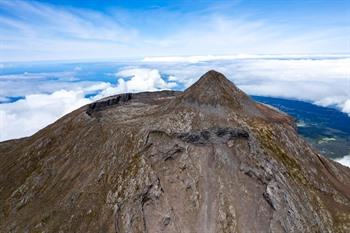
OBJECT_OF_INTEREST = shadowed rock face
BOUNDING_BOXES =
[1,70,350,233]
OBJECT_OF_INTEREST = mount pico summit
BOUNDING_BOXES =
[1,70,350,233]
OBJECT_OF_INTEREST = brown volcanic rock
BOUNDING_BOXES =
[1,70,350,233]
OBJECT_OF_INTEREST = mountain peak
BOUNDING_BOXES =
[195,69,227,84]
[2,70,349,232]
[199,69,227,79]
[185,69,238,93]
[177,69,251,108]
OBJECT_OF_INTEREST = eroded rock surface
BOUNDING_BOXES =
[1,70,350,232]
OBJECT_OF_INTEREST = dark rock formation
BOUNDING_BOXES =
[87,93,133,115]
[1,70,349,232]
[176,127,249,145]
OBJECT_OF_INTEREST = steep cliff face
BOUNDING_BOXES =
[1,70,350,233]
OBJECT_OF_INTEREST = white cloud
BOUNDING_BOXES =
[335,155,350,168]
[143,54,350,63]
[147,57,350,115]
[231,59,350,115]
[142,55,253,63]
[0,71,104,99]
[116,68,177,92]
[0,68,176,141]
[0,90,91,141]
[91,84,122,101]
[91,68,178,101]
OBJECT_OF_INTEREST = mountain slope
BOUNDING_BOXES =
[1,70,350,232]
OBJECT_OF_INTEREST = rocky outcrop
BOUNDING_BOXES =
[87,93,133,115]
[1,70,349,232]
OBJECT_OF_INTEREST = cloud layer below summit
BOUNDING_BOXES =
[1,57,349,142]
[0,68,176,141]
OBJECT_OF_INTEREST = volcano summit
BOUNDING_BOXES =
[1,70,349,232]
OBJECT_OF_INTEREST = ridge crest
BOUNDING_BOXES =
[177,70,250,107]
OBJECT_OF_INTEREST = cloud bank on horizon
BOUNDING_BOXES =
[1,0,350,61]
[1,57,350,141]
[0,67,178,141]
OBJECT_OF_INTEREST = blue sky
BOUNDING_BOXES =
[1,0,349,61]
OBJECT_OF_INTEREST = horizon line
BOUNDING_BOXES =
[1,53,350,64]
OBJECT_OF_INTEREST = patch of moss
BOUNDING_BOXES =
[116,153,142,200]
[258,128,307,185]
